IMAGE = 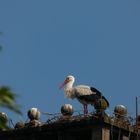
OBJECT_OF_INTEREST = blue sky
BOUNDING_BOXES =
[0,1,140,124]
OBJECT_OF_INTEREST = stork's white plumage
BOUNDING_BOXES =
[60,75,109,115]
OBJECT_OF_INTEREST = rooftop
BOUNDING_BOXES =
[0,111,140,140]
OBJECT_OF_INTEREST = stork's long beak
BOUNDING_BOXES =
[59,80,68,89]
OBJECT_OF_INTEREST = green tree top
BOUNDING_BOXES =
[0,86,22,129]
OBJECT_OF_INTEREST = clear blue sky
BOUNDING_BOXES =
[0,1,140,124]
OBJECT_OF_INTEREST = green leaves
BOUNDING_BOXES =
[0,86,22,115]
[0,34,22,129]
[0,86,22,130]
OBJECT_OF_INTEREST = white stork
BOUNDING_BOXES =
[60,75,109,115]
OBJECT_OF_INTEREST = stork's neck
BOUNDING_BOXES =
[64,81,73,91]
[64,81,75,99]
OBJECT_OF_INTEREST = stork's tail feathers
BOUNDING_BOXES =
[102,96,109,108]
[94,96,109,110]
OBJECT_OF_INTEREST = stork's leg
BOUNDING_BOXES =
[83,104,88,115]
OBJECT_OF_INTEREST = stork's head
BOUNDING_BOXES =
[59,75,75,89]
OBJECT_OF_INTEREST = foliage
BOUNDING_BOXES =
[0,33,22,129]
[0,86,22,130]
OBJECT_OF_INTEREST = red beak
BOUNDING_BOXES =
[59,80,68,89]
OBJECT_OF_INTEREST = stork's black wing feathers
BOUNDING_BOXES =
[78,87,109,107]
[78,94,109,107]
[102,96,110,107]
[90,87,102,96]
[77,94,101,102]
